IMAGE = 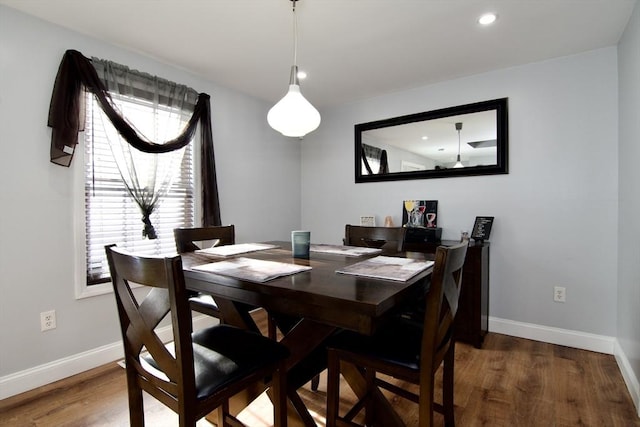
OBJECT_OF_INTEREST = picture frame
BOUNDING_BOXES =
[471,216,494,241]
[402,200,438,228]
[360,216,376,227]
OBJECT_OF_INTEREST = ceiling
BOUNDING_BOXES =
[1,0,636,108]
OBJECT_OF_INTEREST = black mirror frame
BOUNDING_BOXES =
[355,98,508,183]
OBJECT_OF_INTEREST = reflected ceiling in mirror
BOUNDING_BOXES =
[355,98,508,182]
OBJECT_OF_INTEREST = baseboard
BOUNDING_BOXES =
[614,340,640,417]
[0,315,217,401]
[488,316,616,354]
[0,315,631,403]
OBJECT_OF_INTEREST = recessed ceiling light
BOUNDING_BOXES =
[421,136,429,140]
[297,70,307,79]
[478,13,497,26]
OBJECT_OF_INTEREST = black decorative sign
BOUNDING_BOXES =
[471,216,494,241]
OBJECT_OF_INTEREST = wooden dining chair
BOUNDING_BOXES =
[105,244,289,427]
[326,241,468,427]
[174,225,235,320]
[174,226,279,344]
[344,224,407,255]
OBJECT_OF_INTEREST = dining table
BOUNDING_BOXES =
[181,241,434,427]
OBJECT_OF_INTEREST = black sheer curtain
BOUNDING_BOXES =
[48,49,221,227]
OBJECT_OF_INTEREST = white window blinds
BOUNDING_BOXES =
[84,93,194,285]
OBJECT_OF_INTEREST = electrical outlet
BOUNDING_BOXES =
[553,286,566,303]
[40,310,56,331]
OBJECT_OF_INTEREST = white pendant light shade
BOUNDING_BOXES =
[268,0,321,138]
[268,68,320,137]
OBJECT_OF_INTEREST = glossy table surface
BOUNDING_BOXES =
[182,241,433,336]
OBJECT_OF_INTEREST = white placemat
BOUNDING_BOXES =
[310,244,382,257]
[192,257,311,283]
[195,243,279,258]
[336,256,433,282]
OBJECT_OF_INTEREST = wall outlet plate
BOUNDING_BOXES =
[40,310,56,331]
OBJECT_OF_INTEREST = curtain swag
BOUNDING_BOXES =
[48,49,221,227]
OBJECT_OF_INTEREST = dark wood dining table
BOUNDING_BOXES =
[181,241,433,426]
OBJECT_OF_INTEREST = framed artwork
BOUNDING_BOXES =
[471,216,494,241]
[360,216,376,227]
[402,200,438,228]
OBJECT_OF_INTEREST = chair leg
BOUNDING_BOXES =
[273,363,288,427]
[443,344,456,427]
[326,350,340,427]
[311,374,320,391]
[267,314,277,340]
[364,367,376,427]
[217,400,229,427]
[127,372,145,427]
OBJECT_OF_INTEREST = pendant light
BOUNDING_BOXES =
[454,122,464,168]
[267,0,321,138]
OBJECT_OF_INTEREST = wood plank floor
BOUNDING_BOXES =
[1,312,638,426]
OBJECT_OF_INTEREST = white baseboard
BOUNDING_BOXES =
[488,316,615,354]
[614,340,640,417]
[0,315,217,401]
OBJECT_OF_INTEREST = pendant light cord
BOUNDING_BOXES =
[292,0,298,67]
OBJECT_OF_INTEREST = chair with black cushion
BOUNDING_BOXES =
[326,241,468,427]
[344,224,406,255]
[174,225,282,344]
[174,225,235,320]
[105,244,289,427]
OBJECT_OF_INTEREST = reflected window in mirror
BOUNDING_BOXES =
[355,98,508,182]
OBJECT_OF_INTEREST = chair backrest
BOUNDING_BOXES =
[420,241,468,376]
[344,224,406,255]
[174,225,235,253]
[105,244,198,406]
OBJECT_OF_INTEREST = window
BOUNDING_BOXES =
[362,143,381,175]
[81,92,195,288]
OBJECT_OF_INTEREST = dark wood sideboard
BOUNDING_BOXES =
[404,238,490,348]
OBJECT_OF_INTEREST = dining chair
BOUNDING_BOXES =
[173,225,235,320]
[344,224,407,255]
[174,226,278,343]
[105,244,289,427]
[325,241,468,427]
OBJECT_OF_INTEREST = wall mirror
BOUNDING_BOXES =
[355,98,508,183]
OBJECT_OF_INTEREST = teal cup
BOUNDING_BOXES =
[291,230,311,259]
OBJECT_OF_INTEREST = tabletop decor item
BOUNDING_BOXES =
[360,216,375,226]
[402,200,438,228]
[471,216,494,241]
[291,230,311,259]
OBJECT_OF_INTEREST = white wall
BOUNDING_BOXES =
[0,5,300,386]
[302,48,619,338]
[617,0,640,413]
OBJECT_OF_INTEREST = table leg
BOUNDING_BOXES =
[207,301,333,427]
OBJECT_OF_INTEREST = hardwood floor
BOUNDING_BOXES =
[1,313,638,426]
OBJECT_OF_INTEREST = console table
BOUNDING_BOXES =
[404,238,489,348]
